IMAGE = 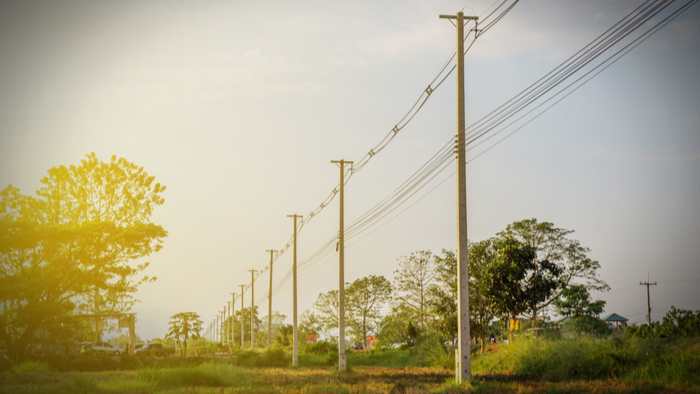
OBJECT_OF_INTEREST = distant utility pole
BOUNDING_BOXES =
[440,10,477,383]
[331,159,352,372]
[640,272,657,325]
[230,292,237,354]
[227,301,232,348]
[215,312,219,343]
[287,214,302,366]
[266,249,278,348]
[248,270,258,350]
[239,285,246,348]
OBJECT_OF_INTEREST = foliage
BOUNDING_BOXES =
[275,324,293,347]
[497,219,609,321]
[346,275,392,347]
[232,306,261,345]
[483,238,561,340]
[467,241,497,353]
[392,250,438,331]
[426,249,458,340]
[414,333,452,369]
[299,310,323,336]
[553,284,605,318]
[625,306,700,339]
[378,307,419,347]
[167,312,203,358]
[259,310,286,347]
[0,153,167,360]
[565,316,610,336]
[313,289,342,332]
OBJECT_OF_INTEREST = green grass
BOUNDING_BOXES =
[471,335,700,387]
[2,337,698,393]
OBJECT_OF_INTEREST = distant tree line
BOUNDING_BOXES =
[288,219,612,351]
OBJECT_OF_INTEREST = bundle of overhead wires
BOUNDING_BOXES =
[249,0,698,307]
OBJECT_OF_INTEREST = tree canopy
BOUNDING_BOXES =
[168,312,202,357]
[0,153,167,360]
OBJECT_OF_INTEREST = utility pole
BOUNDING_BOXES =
[287,214,302,366]
[227,301,232,349]
[239,285,246,348]
[230,292,237,353]
[440,11,477,383]
[640,272,657,325]
[248,270,258,350]
[266,249,277,348]
[331,159,352,372]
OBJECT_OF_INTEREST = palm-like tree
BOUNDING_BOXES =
[167,312,203,358]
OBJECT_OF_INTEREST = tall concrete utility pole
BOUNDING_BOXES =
[266,249,277,348]
[287,214,302,366]
[440,11,477,383]
[640,273,657,325]
[248,270,258,350]
[331,159,352,372]
[239,285,246,348]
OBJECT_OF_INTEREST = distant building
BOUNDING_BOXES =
[601,313,629,331]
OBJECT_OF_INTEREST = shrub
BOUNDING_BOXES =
[415,333,452,369]
[300,340,336,355]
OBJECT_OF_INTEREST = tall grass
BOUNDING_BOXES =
[472,336,700,387]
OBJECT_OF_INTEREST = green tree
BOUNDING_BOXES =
[468,241,498,353]
[276,324,294,347]
[299,310,323,336]
[0,154,166,360]
[553,284,605,318]
[498,219,609,322]
[483,238,561,341]
[167,312,203,358]
[427,249,457,339]
[233,306,261,345]
[260,310,286,348]
[346,275,392,347]
[378,307,418,346]
[393,250,437,331]
[314,289,343,332]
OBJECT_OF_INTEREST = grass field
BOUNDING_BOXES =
[1,337,698,393]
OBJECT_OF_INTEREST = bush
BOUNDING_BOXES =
[300,341,336,356]
[415,333,452,369]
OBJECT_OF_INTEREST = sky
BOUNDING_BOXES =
[1,0,699,340]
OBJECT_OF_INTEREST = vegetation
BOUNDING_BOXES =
[0,153,167,361]
[626,306,700,338]
[168,312,203,358]
[1,336,698,393]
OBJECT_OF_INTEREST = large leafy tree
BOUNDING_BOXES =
[299,310,323,337]
[378,307,419,346]
[553,284,605,318]
[168,312,203,358]
[428,246,496,353]
[427,249,457,339]
[483,238,561,341]
[498,219,609,321]
[468,241,498,353]
[346,275,392,347]
[0,153,166,360]
[313,289,343,332]
[392,250,438,331]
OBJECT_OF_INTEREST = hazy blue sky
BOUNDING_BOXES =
[1,0,699,340]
